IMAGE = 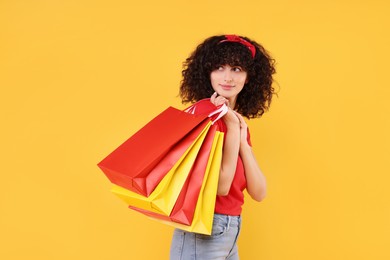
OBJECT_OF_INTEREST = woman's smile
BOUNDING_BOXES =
[220,84,234,90]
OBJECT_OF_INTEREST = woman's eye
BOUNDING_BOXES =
[217,66,224,70]
[232,67,242,72]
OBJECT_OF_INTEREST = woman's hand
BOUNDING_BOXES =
[232,110,249,148]
[210,92,228,107]
[231,111,266,202]
[210,92,239,128]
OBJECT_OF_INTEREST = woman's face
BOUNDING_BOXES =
[210,64,248,103]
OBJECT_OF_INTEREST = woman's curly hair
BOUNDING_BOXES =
[179,35,276,118]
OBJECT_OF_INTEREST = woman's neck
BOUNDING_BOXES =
[228,97,237,109]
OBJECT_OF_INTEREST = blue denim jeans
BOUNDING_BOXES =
[170,214,241,260]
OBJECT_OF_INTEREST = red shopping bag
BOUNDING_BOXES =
[98,99,226,196]
[169,124,218,224]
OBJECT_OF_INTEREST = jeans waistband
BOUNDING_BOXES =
[214,213,241,228]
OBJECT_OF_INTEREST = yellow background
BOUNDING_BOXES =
[1,0,389,259]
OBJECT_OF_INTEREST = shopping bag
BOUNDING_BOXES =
[127,123,218,225]
[98,99,226,196]
[111,121,211,215]
[169,124,218,225]
[127,117,211,197]
[128,131,224,235]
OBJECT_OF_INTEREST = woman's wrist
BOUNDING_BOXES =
[224,120,240,129]
[239,142,252,153]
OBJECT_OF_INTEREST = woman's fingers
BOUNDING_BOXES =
[233,110,247,128]
[232,110,241,121]
[210,92,228,106]
[210,92,218,103]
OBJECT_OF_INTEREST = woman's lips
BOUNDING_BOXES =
[220,84,234,90]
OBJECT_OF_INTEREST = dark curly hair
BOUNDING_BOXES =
[179,35,276,118]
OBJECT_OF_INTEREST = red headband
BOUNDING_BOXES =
[219,35,256,58]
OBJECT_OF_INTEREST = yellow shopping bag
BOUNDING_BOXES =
[130,131,223,235]
[111,121,212,215]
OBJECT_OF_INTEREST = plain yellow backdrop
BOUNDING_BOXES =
[1,0,389,259]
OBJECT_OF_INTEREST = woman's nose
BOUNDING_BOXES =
[224,71,233,83]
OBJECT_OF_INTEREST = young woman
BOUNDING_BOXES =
[170,34,276,259]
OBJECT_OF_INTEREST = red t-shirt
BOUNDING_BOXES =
[187,99,250,216]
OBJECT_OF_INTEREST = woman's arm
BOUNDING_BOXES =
[233,111,267,202]
[210,93,241,196]
[217,113,240,195]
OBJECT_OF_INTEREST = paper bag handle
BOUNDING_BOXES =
[184,98,228,124]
